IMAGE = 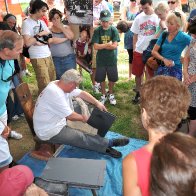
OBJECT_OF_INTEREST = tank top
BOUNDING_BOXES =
[124,7,137,49]
[126,7,137,21]
[132,147,152,196]
[50,32,74,57]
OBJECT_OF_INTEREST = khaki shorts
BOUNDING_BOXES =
[31,56,56,93]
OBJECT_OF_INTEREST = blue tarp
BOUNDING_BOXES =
[18,131,147,196]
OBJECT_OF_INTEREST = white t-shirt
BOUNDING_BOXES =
[0,111,12,165]
[131,12,159,53]
[22,17,51,59]
[33,81,82,140]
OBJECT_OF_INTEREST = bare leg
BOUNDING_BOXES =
[189,120,196,137]
[100,81,106,95]
[90,68,96,86]
[135,76,142,92]
[108,81,115,94]
[128,63,132,80]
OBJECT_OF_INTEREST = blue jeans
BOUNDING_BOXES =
[53,53,76,80]
[12,75,23,117]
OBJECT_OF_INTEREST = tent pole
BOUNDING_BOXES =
[4,0,9,14]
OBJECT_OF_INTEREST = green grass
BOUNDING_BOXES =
[20,3,29,12]
[23,36,146,140]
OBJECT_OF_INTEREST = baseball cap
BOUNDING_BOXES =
[0,165,34,196]
[61,69,82,84]
[100,9,111,22]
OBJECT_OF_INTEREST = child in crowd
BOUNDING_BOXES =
[117,20,134,81]
[92,9,120,105]
[74,28,92,66]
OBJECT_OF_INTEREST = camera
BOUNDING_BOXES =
[42,33,53,42]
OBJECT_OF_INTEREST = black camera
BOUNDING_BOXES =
[42,33,53,42]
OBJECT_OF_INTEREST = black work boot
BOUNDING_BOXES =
[132,92,140,104]
[106,147,122,158]
[111,138,129,147]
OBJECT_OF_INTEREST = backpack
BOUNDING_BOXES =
[142,31,168,64]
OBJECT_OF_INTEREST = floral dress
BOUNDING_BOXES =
[188,38,196,107]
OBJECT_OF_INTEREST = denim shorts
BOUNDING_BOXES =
[53,53,76,80]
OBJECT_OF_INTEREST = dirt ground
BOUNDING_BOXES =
[9,118,35,161]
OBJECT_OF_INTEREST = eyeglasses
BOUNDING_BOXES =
[168,1,176,4]
[190,17,196,25]
[173,11,181,19]
[1,60,14,82]
[130,0,136,2]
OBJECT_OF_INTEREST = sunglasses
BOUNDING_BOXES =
[168,1,176,4]
[173,11,181,19]
[1,60,14,82]
[130,0,136,2]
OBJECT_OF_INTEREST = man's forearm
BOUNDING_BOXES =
[67,111,86,123]
[132,34,138,51]
[78,91,99,106]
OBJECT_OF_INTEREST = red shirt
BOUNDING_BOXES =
[132,147,152,196]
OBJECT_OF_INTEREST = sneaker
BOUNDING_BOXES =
[106,147,122,158]
[20,113,25,117]
[25,69,32,77]
[132,92,140,104]
[12,115,19,121]
[10,131,23,140]
[109,94,116,105]
[93,83,101,94]
[111,138,129,147]
[100,95,107,105]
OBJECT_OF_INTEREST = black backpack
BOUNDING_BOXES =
[142,31,168,64]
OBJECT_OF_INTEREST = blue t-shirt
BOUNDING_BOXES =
[188,9,196,22]
[157,31,191,69]
[0,60,14,116]
[124,30,134,49]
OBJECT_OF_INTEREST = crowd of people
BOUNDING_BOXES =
[0,0,196,195]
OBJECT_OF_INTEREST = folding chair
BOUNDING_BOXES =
[16,83,57,161]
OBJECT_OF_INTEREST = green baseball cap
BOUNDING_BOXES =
[99,9,111,22]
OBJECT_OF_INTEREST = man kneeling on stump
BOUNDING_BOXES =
[33,69,129,158]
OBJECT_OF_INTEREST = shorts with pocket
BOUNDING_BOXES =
[95,66,118,83]
[132,51,145,77]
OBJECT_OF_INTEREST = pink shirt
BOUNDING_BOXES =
[132,147,152,196]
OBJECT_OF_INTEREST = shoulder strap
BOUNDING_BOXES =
[39,20,43,32]
[159,31,168,53]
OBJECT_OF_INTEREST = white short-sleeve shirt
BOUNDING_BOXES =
[131,12,159,53]
[33,81,82,140]
[22,17,51,59]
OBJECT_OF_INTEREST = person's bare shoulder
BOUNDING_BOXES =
[122,153,142,196]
